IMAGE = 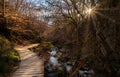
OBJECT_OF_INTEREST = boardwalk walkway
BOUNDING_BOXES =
[12,44,44,77]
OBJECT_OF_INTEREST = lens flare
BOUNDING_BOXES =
[86,8,92,15]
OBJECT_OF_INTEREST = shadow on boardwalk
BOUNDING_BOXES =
[12,44,44,77]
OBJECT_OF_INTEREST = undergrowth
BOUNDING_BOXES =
[0,36,20,76]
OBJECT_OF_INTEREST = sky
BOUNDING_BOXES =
[31,0,53,24]
[31,0,47,6]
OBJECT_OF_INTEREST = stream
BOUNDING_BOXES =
[44,47,94,77]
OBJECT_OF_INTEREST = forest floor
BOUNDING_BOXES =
[12,44,44,77]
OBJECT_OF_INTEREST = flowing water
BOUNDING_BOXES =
[44,47,94,77]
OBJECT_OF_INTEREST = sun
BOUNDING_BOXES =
[86,8,93,15]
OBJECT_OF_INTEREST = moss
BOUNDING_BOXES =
[41,41,55,48]
[10,51,19,62]
[0,36,20,76]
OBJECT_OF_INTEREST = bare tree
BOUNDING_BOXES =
[0,0,5,17]
[46,0,120,77]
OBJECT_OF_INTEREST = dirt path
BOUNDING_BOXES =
[12,44,44,77]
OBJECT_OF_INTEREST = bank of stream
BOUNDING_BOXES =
[44,47,94,77]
